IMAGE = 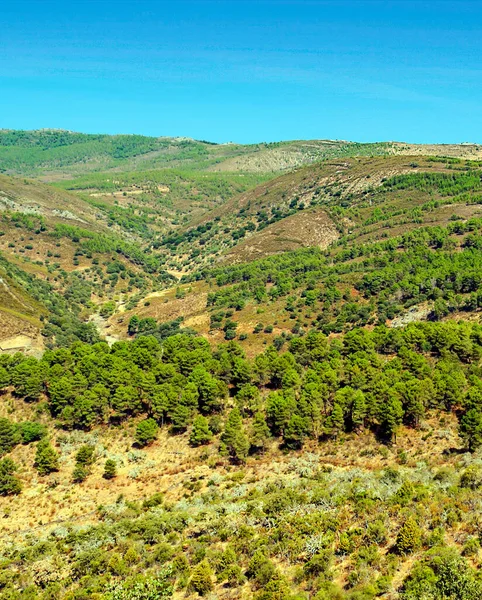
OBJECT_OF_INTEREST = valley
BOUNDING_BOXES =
[1,132,482,599]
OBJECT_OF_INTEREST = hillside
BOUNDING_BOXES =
[3,142,482,600]
[1,130,482,181]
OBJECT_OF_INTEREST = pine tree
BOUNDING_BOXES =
[327,402,344,437]
[283,413,308,449]
[379,393,404,442]
[0,457,22,495]
[220,408,250,462]
[189,560,214,596]
[351,390,367,431]
[135,418,159,447]
[250,412,271,452]
[170,403,191,433]
[103,459,117,479]
[0,418,18,456]
[34,439,59,476]
[459,408,482,451]
[75,445,95,466]
[189,415,212,447]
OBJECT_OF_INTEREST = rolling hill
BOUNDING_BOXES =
[3,135,482,600]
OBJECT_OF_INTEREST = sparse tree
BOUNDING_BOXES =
[189,415,212,447]
[135,418,159,447]
[34,439,59,476]
[104,459,117,479]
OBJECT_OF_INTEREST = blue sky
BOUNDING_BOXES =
[1,0,481,143]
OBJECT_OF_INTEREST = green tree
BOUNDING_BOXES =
[379,393,404,442]
[0,457,22,495]
[0,418,18,456]
[75,444,95,466]
[135,418,159,447]
[189,415,212,447]
[326,402,344,437]
[283,413,308,449]
[220,408,250,462]
[127,315,140,336]
[104,459,117,479]
[34,439,59,476]
[250,412,271,452]
[459,408,482,451]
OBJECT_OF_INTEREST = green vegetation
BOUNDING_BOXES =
[4,140,482,599]
[0,130,393,176]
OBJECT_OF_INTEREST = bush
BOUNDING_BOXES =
[188,560,213,595]
[396,516,422,555]
[460,465,482,489]
[19,421,46,444]
[72,464,89,483]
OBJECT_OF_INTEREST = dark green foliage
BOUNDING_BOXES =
[34,439,59,476]
[0,457,21,495]
[459,408,482,451]
[75,445,95,466]
[18,421,46,444]
[104,459,117,479]
[250,411,271,452]
[135,419,159,447]
[189,415,212,446]
[0,418,19,456]
[401,547,482,600]
[220,408,250,462]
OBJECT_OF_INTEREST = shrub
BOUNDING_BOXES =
[72,464,89,483]
[19,421,46,444]
[188,560,213,595]
[396,516,422,555]
[460,465,482,489]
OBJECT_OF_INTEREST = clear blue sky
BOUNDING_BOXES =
[1,0,481,143]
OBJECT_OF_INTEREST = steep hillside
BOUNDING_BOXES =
[152,154,482,271]
[109,155,482,354]
[0,175,178,349]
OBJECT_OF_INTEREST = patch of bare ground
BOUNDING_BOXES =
[220,208,339,264]
[110,282,210,337]
[391,142,482,159]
